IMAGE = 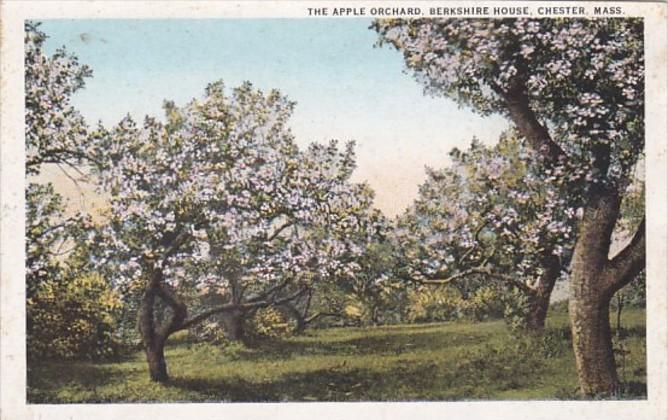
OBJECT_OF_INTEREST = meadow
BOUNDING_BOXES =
[27,306,646,403]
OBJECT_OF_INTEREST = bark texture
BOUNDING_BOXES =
[568,188,645,396]
[525,255,561,332]
[279,303,307,334]
[137,266,186,382]
[569,285,617,395]
[221,309,246,341]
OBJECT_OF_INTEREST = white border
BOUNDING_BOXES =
[1,2,666,420]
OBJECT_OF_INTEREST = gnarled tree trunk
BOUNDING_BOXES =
[221,309,246,341]
[137,270,187,383]
[145,338,169,382]
[525,254,561,332]
[568,187,645,396]
[138,286,168,382]
[135,263,306,382]
[569,282,617,395]
[525,292,551,332]
[280,303,307,334]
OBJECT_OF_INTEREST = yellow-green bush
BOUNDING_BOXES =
[406,287,463,323]
[27,272,122,360]
[405,286,507,324]
[244,307,292,339]
[461,286,506,322]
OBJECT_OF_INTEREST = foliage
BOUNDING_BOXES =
[187,320,229,345]
[500,287,532,332]
[27,272,122,360]
[97,81,367,292]
[395,133,573,328]
[25,20,94,298]
[79,79,381,370]
[317,216,406,326]
[405,284,510,325]
[375,20,645,394]
[25,183,67,299]
[405,286,462,323]
[463,286,507,322]
[25,21,93,174]
[373,18,644,192]
[244,307,293,339]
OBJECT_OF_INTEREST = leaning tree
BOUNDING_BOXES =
[91,81,374,382]
[374,18,645,395]
[395,133,575,332]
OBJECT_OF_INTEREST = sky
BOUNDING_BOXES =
[39,19,509,217]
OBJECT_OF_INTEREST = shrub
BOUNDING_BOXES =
[244,307,292,339]
[406,287,463,323]
[27,272,122,360]
[188,319,229,345]
[461,286,505,322]
[500,288,532,332]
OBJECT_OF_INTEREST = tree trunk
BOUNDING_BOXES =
[568,187,626,397]
[569,289,617,396]
[526,292,551,332]
[525,254,561,332]
[137,272,188,383]
[145,339,168,382]
[221,309,245,341]
[280,303,307,334]
[500,82,645,397]
[138,285,171,382]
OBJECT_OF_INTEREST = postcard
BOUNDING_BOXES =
[1,1,666,419]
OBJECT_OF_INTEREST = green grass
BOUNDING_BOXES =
[27,307,646,403]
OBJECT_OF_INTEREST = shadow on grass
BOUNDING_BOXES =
[165,348,552,402]
[166,361,445,402]
[27,362,134,403]
[165,337,555,402]
[242,329,488,361]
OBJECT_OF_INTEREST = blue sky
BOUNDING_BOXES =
[41,19,509,216]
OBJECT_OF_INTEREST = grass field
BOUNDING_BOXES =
[27,307,646,403]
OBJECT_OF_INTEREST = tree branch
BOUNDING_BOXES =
[604,217,645,294]
[417,266,536,295]
[175,287,307,333]
[245,277,291,303]
[305,311,343,324]
[265,219,294,242]
[498,84,569,166]
[156,282,188,337]
[457,218,490,266]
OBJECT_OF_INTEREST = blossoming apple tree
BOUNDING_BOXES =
[91,81,376,382]
[395,133,575,331]
[374,18,645,395]
[283,208,400,329]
